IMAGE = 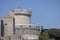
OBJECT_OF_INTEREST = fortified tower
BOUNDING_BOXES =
[9,8,32,24]
[0,8,40,40]
[14,8,31,25]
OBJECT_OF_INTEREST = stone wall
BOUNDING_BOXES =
[0,17,14,36]
[15,24,40,40]
[4,24,40,40]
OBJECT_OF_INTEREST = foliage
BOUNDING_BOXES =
[49,29,60,38]
[39,30,50,40]
[39,28,60,40]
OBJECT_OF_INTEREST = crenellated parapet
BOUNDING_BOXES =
[9,8,32,17]
[15,24,40,29]
[15,24,40,35]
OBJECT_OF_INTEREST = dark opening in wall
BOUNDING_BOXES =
[1,20,4,37]
[5,23,7,25]
[29,25,31,27]
[20,25,23,27]
[13,18,15,34]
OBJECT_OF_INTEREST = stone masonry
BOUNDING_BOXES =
[0,8,40,40]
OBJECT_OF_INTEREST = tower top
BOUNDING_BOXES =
[10,8,32,16]
[9,8,32,24]
[8,8,32,17]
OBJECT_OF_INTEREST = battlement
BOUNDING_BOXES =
[15,24,40,29]
[15,24,40,35]
[10,8,32,16]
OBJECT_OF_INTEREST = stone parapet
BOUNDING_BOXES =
[15,24,40,35]
[10,8,32,16]
[15,24,40,29]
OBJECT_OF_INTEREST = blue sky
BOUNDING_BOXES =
[0,0,60,29]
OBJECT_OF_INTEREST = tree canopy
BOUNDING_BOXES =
[39,28,60,40]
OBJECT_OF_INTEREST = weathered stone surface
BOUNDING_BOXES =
[0,8,40,40]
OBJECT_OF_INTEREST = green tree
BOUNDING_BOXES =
[39,28,60,40]
[49,29,60,40]
[39,30,50,40]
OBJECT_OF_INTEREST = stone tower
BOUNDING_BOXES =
[13,8,32,25]
[0,8,40,40]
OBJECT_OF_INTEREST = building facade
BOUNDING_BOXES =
[0,8,40,40]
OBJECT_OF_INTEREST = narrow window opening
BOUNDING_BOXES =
[5,23,7,25]
[1,20,4,37]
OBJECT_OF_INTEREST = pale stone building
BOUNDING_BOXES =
[0,8,40,40]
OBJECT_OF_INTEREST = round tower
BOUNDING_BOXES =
[11,8,32,25]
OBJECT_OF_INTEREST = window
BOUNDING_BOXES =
[5,23,7,25]
[1,20,4,37]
